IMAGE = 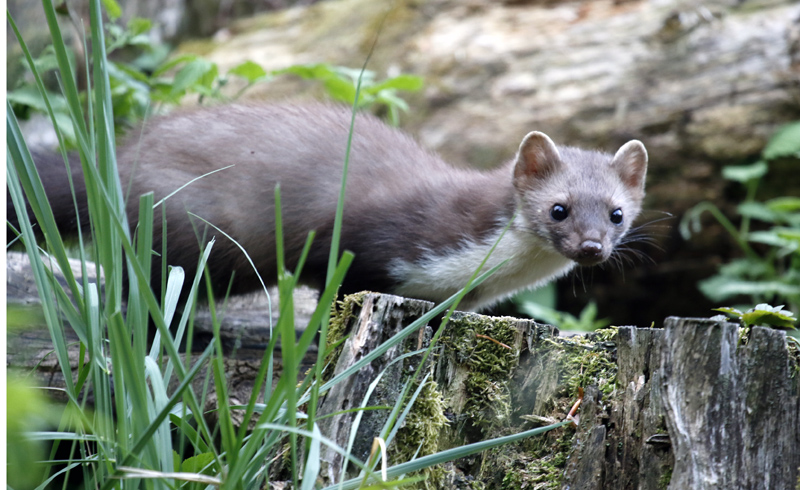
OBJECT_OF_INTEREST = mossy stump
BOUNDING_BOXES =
[318,295,800,490]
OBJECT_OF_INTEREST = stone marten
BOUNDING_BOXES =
[8,103,648,310]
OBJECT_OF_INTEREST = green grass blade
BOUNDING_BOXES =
[326,421,572,490]
[6,101,84,307]
[144,357,178,473]
[98,342,215,490]
[301,423,323,490]
[6,145,79,402]
[208,296,238,472]
[314,259,506,400]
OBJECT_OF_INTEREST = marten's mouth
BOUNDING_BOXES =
[574,256,606,267]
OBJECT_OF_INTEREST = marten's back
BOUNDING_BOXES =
[112,103,503,295]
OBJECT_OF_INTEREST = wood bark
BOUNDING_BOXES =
[566,319,800,490]
[659,318,800,490]
[317,293,435,483]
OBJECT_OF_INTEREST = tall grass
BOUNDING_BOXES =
[7,2,569,489]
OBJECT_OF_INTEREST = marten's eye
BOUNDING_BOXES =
[551,204,568,221]
[610,208,623,225]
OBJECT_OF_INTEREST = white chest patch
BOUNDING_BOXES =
[388,227,576,310]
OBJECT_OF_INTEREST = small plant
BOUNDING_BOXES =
[515,284,611,331]
[714,303,797,330]
[681,122,800,314]
[276,64,423,126]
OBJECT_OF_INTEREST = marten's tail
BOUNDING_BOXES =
[7,150,89,240]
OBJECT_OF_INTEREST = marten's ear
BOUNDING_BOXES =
[611,140,648,194]
[514,131,562,184]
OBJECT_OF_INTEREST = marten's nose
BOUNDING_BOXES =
[578,240,603,261]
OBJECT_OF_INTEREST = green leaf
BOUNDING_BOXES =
[748,229,800,254]
[737,202,778,223]
[323,76,358,104]
[132,43,171,72]
[198,62,220,89]
[712,306,744,318]
[367,74,424,93]
[7,85,69,113]
[228,60,268,83]
[173,450,181,472]
[276,63,337,81]
[332,65,375,83]
[101,0,122,20]
[721,161,768,183]
[181,452,216,474]
[699,276,800,302]
[5,86,77,142]
[741,304,797,329]
[170,58,215,96]
[153,54,199,76]
[516,300,564,326]
[716,258,769,279]
[776,228,800,242]
[763,121,800,160]
[767,197,800,213]
[375,91,409,112]
[127,17,153,36]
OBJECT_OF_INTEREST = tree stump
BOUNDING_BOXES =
[318,302,800,489]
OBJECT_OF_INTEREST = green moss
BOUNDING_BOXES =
[488,330,617,489]
[555,331,618,400]
[591,326,619,343]
[496,432,575,490]
[323,291,368,378]
[394,380,448,459]
[429,317,621,488]
[445,315,521,435]
[659,467,673,490]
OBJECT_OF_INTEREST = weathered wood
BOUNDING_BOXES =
[565,319,800,490]
[317,293,435,484]
[319,305,799,489]
[565,326,676,489]
[659,317,800,490]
